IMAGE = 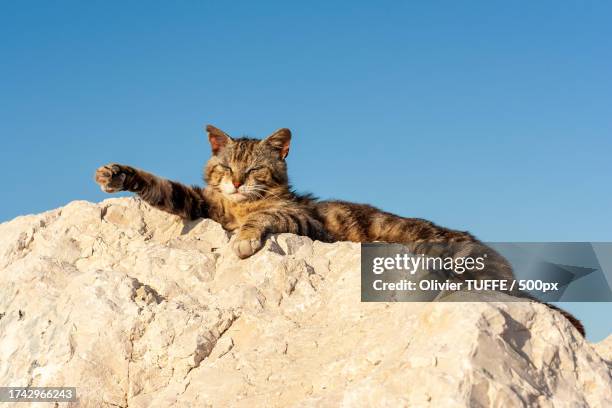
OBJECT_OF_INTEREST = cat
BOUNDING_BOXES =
[95,124,585,336]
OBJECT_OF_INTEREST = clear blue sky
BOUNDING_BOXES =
[1,1,610,340]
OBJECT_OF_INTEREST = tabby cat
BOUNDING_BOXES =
[95,125,584,336]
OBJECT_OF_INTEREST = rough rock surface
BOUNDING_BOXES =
[0,197,610,407]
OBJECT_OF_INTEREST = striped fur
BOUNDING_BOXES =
[95,125,585,336]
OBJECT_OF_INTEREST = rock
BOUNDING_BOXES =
[0,197,610,407]
[594,335,612,362]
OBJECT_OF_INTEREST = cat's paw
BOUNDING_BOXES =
[95,164,130,193]
[232,231,264,259]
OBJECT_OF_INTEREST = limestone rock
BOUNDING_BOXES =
[0,198,610,407]
[594,335,612,362]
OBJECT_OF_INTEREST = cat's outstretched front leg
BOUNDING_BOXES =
[95,163,208,220]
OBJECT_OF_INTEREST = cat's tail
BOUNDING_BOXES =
[316,201,586,337]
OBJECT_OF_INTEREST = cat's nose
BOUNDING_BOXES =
[233,181,242,189]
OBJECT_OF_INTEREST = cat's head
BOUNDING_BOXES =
[204,125,291,202]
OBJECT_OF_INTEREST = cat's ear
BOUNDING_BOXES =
[206,125,233,155]
[263,128,291,159]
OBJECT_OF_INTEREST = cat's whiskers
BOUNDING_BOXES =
[237,185,264,200]
[246,186,283,201]
[244,187,265,199]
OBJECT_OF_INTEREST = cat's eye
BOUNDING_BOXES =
[218,164,233,173]
[246,166,264,174]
